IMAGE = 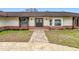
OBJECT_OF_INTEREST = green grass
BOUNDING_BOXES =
[0,30,33,42]
[45,29,79,48]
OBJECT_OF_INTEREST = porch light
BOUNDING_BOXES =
[46,17,49,20]
[31,18,32,20]
[46,17,48,20]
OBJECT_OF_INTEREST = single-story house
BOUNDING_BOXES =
[0,11,79,30]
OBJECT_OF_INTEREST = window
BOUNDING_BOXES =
[50,20,52,26]
[19,17,29,26]
[53,18,63,26]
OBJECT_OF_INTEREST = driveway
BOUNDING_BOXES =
[0,42,78,51]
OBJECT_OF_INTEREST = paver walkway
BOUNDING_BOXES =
[29,28,48,43]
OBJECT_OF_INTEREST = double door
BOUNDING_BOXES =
[35,18,43,27]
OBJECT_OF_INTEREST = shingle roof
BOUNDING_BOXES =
[0,12,79,17]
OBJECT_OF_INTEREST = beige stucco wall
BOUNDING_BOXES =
[43,17,50,26]
[29,17,73,27]
[29,17,35,26]
[29,17,50,26]
[0,17,6,26]
[51,17,73,26]
[43,17,73,26]
[0,17,19,26]
[63,17,73,26]
[0,16,72,27]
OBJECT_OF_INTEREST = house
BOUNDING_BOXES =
[0,11,79,30]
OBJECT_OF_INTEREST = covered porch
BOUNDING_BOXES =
[73,17,79,29]
[19,16,79,30]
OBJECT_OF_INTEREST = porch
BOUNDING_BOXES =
[19,16,79,30]
[0,16,79,30]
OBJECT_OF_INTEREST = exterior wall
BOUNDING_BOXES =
[29,17,51,27]
[52,17,63,26]
[51,17,73,26]
[29,17,35,26]
[43,17,50,26]
[0,17,21,30]
[48,17,73,29]
[63,17,73,26]
[0,16,73,30]
[0,17,6,26]
[28,16,73,29]
[29,17,35,29]
[0,17,19,27]
[29,17,50,29]
[41,17,73,27]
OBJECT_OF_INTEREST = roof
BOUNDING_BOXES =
[0,12,79,17]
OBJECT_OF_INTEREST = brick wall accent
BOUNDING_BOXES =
[0,26,29,30]
[0,26,74,30]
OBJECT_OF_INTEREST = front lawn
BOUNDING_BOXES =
[0,30,33,42]
[45,29,79,48]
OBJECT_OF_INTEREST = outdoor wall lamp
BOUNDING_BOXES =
[31,18,32,20]
[46,17,48,20]
[46,17,49,20]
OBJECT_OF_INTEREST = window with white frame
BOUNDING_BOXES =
[53,18,63,26]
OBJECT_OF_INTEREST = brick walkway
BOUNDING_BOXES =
[29,28,48,43]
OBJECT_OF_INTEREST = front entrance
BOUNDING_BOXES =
[35,18,43,27]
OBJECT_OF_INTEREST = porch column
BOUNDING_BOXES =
[77,17,79,26]
[73,17,79,28]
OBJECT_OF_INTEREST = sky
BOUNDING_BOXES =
[0,8,79,13]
